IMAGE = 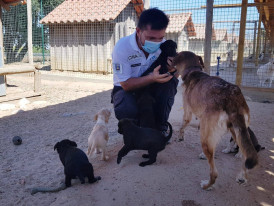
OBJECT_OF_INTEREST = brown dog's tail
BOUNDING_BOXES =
[230,114,258,169]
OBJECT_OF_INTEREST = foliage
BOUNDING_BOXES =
[2,0,64,63]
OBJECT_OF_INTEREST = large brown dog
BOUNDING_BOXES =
[172,51,258,190]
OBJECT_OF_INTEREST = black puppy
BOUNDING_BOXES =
[136,88,173,134]
[225,127,265,154]
[141,40,177,76]
[54,139,101,187]
[136,88,157,129]
[117,118,172,167]
[231,127,265,153]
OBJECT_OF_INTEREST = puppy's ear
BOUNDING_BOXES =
[105,109,111,123]
[54,142,59,151]
[69,141,77,147]
[94,114,98,121]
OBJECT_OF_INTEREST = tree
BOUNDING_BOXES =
[2,0,64,63]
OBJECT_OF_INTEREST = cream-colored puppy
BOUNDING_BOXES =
[87,108,111,161]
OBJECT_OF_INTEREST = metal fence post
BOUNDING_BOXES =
[204,0,214,74]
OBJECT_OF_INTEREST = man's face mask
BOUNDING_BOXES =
[142,40,162,54]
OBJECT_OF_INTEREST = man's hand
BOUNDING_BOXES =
[150,65,173,83]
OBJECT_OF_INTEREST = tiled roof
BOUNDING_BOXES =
[40,0,144,24]
[166,13,196,36]
[1,0,26,10]
[190,23,216,40]
[215,29,228,41]
[2,0,25,3]
[227,33,239,44]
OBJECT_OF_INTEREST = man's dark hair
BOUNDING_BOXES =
[137,8,169,30]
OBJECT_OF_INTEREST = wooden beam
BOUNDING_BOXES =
[0,0,10,11]
[0,91,41,103]
[0,6,4,65]
[253,21,257,58]
[27,0,33,64]
[235,0,248,86]
[255,6,263,67]
[0,67,35,75]
[203,0,213,74]
[201,2,274,8]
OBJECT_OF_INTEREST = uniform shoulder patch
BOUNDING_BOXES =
[113,63,122,74]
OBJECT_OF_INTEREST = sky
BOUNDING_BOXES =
[149,0,261,40]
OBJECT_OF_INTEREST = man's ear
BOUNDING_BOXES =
[136,27,141,35]
[94,114,98,121]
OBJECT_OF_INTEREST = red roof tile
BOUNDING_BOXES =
[215,29,228,41]
[166,13,195,36]
[227,33,239,44]
[2,0,25,3]
[40,0,144,24]
[190,23,216,40]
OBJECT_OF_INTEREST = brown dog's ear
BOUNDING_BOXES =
[54,142,59,151]
[94,114,98,121]
[197,55,205,69]
[69,140,77,147]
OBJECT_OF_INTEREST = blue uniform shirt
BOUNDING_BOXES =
[112,32,164,86]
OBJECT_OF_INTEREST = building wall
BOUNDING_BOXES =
[49,3,138,73]
[166,29,189,53]
[188,39,204,56]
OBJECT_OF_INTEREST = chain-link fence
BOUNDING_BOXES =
[2,0,273,88]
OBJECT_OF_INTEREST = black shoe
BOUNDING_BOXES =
[161,130,171,145]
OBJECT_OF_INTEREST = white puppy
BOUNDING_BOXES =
[87,108,111,161]
[257,59,274,88]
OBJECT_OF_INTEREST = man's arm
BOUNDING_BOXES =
[120,65,173,91]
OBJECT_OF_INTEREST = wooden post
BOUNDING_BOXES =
[27,0,33,64]
[204,0,214,74]
[255,6,262,66]
[34,70,40,92]
[252,21,257,57]
[235,0,248,86]
[263,30,267,53]
[0,6,6,97]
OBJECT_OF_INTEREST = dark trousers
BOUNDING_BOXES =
[111,77,179,131]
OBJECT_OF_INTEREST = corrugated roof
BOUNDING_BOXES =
[40,0,144,24]
[166,13,196,36]
[190,23,216,40]
[215,29,228,41]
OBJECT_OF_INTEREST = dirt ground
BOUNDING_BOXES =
[0,72,273,206]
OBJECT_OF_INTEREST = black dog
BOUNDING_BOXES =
[141,40,177,76]
[229,127,265,153]
[54,139,101,187]
[117,118,172,167]
[136,88,173,135]
[136,88,157,129]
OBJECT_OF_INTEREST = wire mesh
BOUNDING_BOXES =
[1,0,273,88]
